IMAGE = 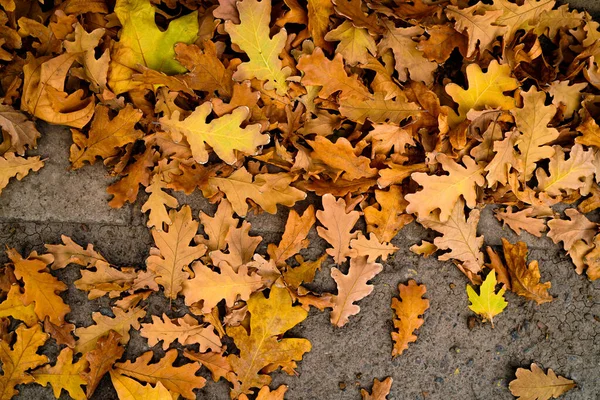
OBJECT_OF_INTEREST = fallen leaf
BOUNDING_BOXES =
[509,363,576,400]
[466,270,507,327]
[391,280,429,357]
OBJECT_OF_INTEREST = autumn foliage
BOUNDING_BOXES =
[1,0,597,398]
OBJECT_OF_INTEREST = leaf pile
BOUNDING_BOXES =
[0,0,596,398]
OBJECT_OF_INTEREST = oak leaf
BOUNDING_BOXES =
[536,144,596,196]
[485,130,522,187]
[350,233,398,263]
[547,80,586,119]
[509,363,575,400]
[363,185,413,242]
[330,256,383,327]
[8,249,70,325]
[445,60,518,125]
[365,124,415,157]
[0,286,37,327]
[141,176,178,230]
[183,350,234,383]
[0,104,41,155]
[575,107,600,148]
[110,372,172,400]
[307,0,334,51]
[0,324,48,400]
[74,307,145,353]
[210,221,262,268]
[316,194,360,264]
[146,205,207,299]
[361,377,393,400]
[466,270,507,327]
[324,21,376,66]
[495,207,546,237]
[241,385,287,400]
[224,0,290,95]
[69,104,143,169]
[64,23,109,92]
[160,103,268,165]
[31,348,87,400]
[115,349,205,399]
[108,0,199,94]
[0,153,44,194]
[308,136,377,181]
[83,331,124,397]
[183,262,263,313]
[74,260,138,299]
[282,254,327,289]
[333,0,381,33]
[494,0,555,39]
[107,148,156,208]
[45,235,107,269]
[446,5,505,58]
[547,208,597,251]
[227,286,311,398]
[391,280,429,357]
[267,206,315,267]
[175,42,234,98]
[485,246,511,289]
[418,25,467,63]
[405,154,485,222]
[140,314,222,352]
[502,239,552,304]
[339,92,421,125]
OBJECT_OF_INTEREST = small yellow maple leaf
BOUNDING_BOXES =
[466,270,507,327]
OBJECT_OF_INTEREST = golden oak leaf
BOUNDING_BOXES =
[0,286,37,327]
[339,92,421,125]
[45,235,107,269]
[351,233,398,263]
[147,205,207,299]
[207,167,306,216]
[363,185,413,243]
[227,286,311,398]
[175,42,234,98]
[534,5,584,39]
[108,0,199,94]
[197,199,237,252]
[32,348,87,400]
[509,363,576,400]
[0,104,41,155]
[547,208,597,251]
[21,53,95,128]
[363,56,404,100]
[64,23,109,92]
[364,124,415,157]
[0,324,48,400]
[324,21,376,66]
[493,0,555,39]
[210,221,262,268]
[307,0,334,51]
[446,5,505,58]
[160,103,268,165]
[115,349,205,399]
[316,194,360,264]
[418,25,467,63]
[332,0,381,34]
[513,87,560,180]
[8,249,70,325]
[83,331,124,397]
[466,270,507,327]
[309,136,377,181]
[377,162,428,189]
[495,207,546,237]
[140,314,222,352]
[409,241,437,258]
[267,206,315,267]
[485,130,522,187]
[502,239,552,304]
[183,350,234,383]
[110,372,171,400]
[107,148,157,208]
[575,107,600,148]
[567,240,593,276]
[240,385,288,400]
[74,307,145,353]
[405,154,485,222]
[69,104,143,169]
[547,80,586,119]
[74,260,137,299]
[391,280,429,357]
[579,183,600,214]
[282,254,327,289]
[182,262,263,313]
[361,377,393,400]
[0,152,43,195]
[330,256,383,327]
[445,60,518,126]
[536,144,595,196]
[419,200,484,274]
[141,176,178,230]
[224,0,290,95]
[297,47,371,100]
[378,22,437,84]
[17,18,62,55]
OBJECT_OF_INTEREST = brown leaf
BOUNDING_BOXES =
[316,194,360,264]
[509,363,575,400]
[502,239,552,305]
[418,25,467,63]
[547,208,597,251]
[391,280,429,357]
[361,377,393,400]
[363,185,413,242]
[267,206,316,267]
[82,331,124,398]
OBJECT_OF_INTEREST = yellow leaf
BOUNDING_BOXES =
[32,348,87,400]
[363,185,413,243]
[405,154,485,222]
[0,286,37,327]
[350,233,398,263]
[240,385,288,400]
[160,102,268,165]
[316,194,360,264]
[197,199,238,252]
[493,0,555,39]
[513,87,560,180]
[183,262,263,313]
[45,235,107,269]
[224,0,290,95]
[227,286,311,398]
[324,21,376,66]
[115,349,205,399]
[330,256,383,327]
[0,152,44,195]
[466,270,507,327]
[267,206,316,267]
[307,0,334,51]
[140,314,221,352]
[141,176,179,230]
[391,280,429,357]
[509,363,575,400]
[110,372,172,400]
[0,324,48,400]
[74,307,145,353]
[108,0,199,94]
[8,249,70,325]
[536,144,596,196]
[146,205,207,299]
[502,239,552,304]
[445,60,518,126]
[446,5,505,58]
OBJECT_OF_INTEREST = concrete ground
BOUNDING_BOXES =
[4,2,600,395]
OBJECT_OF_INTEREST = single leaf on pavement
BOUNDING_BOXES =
[391,280,429,357]
[0,153,44,195]
[466,270,507,327]
[361,377,393,400]
[509,363,575,400]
